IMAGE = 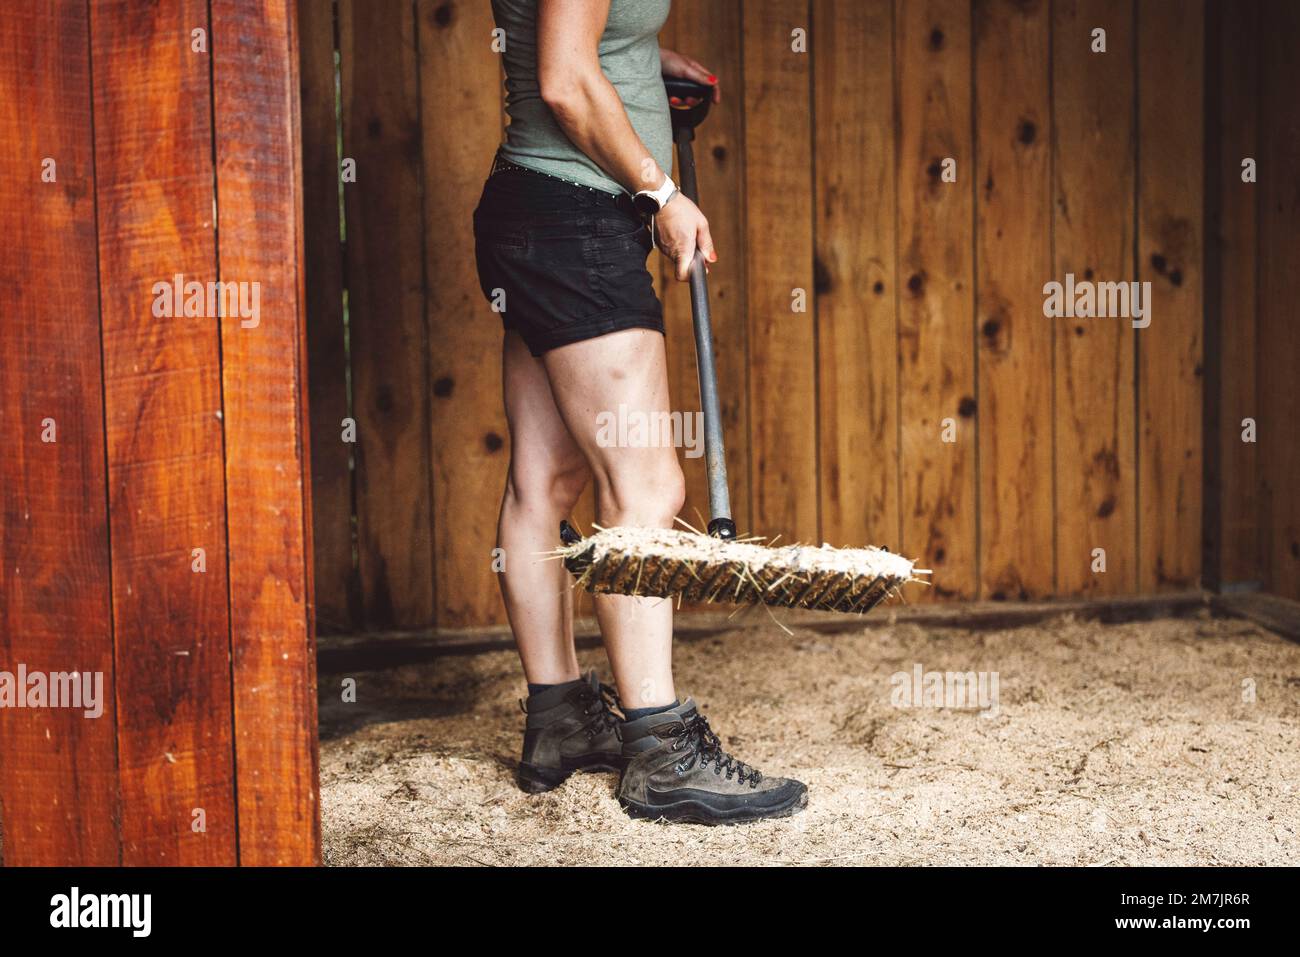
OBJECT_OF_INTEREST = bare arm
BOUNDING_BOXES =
[537,0,716,280]
[537,0,663,192]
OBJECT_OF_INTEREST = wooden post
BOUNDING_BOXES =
[212,0,322,867]
[0,0,319,867]
[0,0,121,866]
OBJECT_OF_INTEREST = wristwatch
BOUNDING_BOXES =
[632,174,679,217]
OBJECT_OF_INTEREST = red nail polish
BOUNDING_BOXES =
[708,74,718,84]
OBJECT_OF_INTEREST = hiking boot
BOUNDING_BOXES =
[517,671,624,793]
[617,699,808,824]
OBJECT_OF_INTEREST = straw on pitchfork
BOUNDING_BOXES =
[558,521,927,615]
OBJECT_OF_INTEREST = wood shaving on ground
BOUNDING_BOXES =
[320,611,1300,866]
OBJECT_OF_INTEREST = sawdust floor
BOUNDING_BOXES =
[319,608,1300,866]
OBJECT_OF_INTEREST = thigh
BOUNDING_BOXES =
[541,327,675,477]
[502,330,588,484]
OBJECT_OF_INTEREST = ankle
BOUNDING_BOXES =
[526,675,582,697]
[622,699,679,722]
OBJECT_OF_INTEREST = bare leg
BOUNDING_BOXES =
[543,328,684,710]
[498,331,591,685]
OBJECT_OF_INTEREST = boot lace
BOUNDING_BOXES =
[670,714,762,787]
[579,681,623,739]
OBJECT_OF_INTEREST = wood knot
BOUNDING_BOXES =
[813,257,832,295]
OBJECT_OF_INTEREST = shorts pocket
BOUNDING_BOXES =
[587,228,657,316]
[593,209,649,243]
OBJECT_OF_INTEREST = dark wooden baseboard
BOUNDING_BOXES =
[314,590,1300,674]
[1209,591,1300,644]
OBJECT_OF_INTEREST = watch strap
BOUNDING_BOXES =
[636,173,677,212]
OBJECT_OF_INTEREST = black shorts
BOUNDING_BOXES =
[472,163,663,357]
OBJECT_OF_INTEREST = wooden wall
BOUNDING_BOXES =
[0,0,319,866]
[1206,0,1300,598]
[301,0,1300,635]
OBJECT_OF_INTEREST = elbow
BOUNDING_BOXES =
[539,77,576,115]
[539,69,593,121]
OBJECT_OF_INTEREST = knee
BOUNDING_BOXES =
[598,455,685,528]
[549,461,590,514]
[505,457,590,517]
[661,464,687,521]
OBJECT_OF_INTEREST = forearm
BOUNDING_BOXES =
[542,68,666,194]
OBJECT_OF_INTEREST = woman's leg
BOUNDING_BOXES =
[498,330,592,685]
[542,328,685,712]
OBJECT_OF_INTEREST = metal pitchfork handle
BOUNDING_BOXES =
[558,76,734,554]
[664,75,737,541]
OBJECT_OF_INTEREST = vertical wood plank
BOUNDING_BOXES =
[896,0,977,599]
[659,1,750,540]
[1137,0,1204,592]
[0,0,120,865]
[299,0,359,634]
[419,0,508,627]
[813,0,899,550]
[213,0,322,865]
[90,0,237,864]
[1258,0,1300,599]
[973,0,1054,599]
[340,0,434,629]
[1052,0,1137,595]
[1205,0,1260,587]
[743,0,818,545]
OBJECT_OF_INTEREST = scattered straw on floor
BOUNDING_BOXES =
[320,608,1300,866]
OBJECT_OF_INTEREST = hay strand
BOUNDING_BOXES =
[557,526,924,615]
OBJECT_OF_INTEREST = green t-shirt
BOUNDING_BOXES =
[493,0,673,195]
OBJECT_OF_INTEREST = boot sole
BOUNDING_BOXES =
[619,786,809,825]
[517,758,623,795]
